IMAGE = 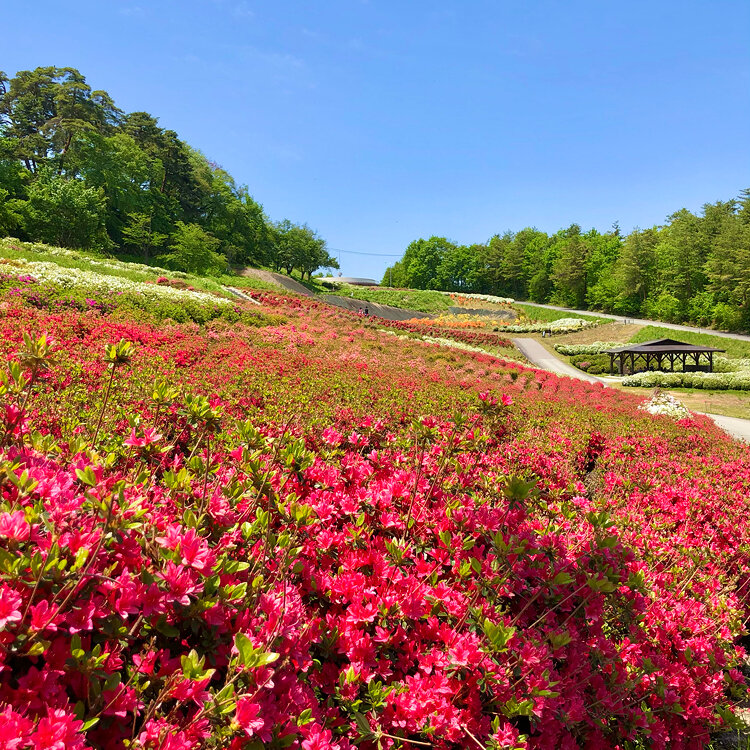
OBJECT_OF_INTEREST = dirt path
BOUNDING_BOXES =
[513,337,750,443]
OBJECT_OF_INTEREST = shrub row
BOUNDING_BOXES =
[555,342,620,356]
[0,273,283,327]
[623,369,750,390]
[373,317,513,348]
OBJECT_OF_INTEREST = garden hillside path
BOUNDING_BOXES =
[512,338,603,384]
[512,337,750,443]
[518,302,750,344]
[320,294,432,321]
[235,269,432,322]
[238,269,314,296]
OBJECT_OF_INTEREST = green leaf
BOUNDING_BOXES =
[234,633,254,666]
[75,466,98,487]
[552,571,573,586]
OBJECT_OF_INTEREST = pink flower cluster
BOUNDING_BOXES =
[0,283,747,749]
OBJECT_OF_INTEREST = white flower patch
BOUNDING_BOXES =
[3,241,189,279]
[10,259,231,306]
[638,392,691,420]
[501,317,596,334]
[555,342,620,356]
[441,291,515,305]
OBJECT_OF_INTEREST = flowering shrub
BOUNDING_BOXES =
[623,369,750,390]
[1,238,192,280]
[502,318,598,334]
[373,317,513,348]
[554,343,620,356]
[4,259,229,307]
[445,292,515,305]
[638,391,691,419]
[0,278,748,749]
[0,272,282,327]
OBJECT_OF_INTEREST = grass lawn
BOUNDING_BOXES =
[329,285,454,314]
[512,302,604,324]
[219,273,283,292]
[609,384,750,420]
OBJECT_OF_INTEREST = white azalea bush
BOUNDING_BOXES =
[0,257,282,327]
[623,370,750,391]
[14,259,230,307]
[555,342,620,356]
[639,392,691,420]
[1,238,192,280]
[443,291,515,305]
[502,317,598,334]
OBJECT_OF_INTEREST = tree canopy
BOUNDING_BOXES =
[0,66,338,279]
[383,191,750,331]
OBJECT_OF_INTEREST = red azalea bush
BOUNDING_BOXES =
[0,280,748,749]
[371,317,513,348]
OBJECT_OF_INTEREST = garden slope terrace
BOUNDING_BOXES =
[1,286,750,747]
[238,268,433,321]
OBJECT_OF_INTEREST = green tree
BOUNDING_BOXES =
[273,220,337,279]
[162,221,225,274]
[121,212,168,260]
[437,243,484,292]
[705,213,750,313]
[551,225,588,307]
[0,187,22,236]
[72,131,157,243]
[22,174,108,249]
[398,237,453,289]
[613,227,659,309]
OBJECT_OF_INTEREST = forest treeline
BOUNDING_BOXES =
[384,192,750,330]
[0,66,337,278]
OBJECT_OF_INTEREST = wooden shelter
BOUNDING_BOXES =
[605,338,725,375]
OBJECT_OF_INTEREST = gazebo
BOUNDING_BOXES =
[605,338,725,375]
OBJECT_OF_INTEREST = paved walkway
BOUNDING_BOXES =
[518,301,750,343]
[513,338,750,443]
[512,338,603,384]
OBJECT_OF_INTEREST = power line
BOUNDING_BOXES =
[329,248,402,257]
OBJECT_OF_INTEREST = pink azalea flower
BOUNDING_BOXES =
[235,697,267,738]
[30,708,86,750]
[124,427,163,448]
[0,586,23,630]
[0,705,34,749]
[0,510,30,542]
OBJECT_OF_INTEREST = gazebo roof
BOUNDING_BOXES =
[605,338,725,354]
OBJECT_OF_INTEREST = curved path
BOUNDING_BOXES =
[517,301,750,343]
[512,337,750,443]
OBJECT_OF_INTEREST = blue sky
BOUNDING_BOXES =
[4,0,749,279]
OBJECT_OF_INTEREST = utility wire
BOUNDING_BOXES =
[328,248,402,257]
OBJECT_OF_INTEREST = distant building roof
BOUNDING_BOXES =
[319,277,379,286]
[605,338,725,354]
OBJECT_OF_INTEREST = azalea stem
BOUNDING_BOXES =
[92,364,117,445]
[461,725,485,749]
[19,534,57,625]
[377,732,433,747]
[42,494,116,631]
[198,433,211,519]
